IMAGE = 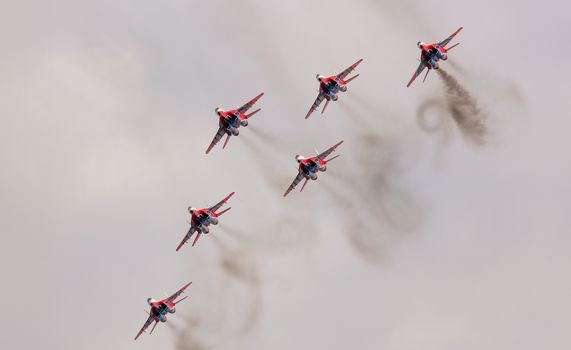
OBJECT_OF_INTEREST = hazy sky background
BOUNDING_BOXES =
[0,0,570,349]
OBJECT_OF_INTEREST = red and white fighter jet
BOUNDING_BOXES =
[284,141,344,197]
[134,281,192,341]
[407,27,463,87]
[306,59,363,119]
[206,93,264,154]
[176,192,235,251]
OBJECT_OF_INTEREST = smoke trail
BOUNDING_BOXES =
[415,97,454,152]
[211,234,262,333]
[247,125,285,153]
[438,69,488,145]
[168,318,208,350]
[321,131,425,263]
[338,100,374,128]
[238,135,289,192]
[416,98,450,133]
[211,234,260,287]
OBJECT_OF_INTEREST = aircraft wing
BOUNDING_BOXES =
[284,171,305,197]
[208,192,235,213]
[206,127,226,154]
[436,27,463,49]
[305,92,325,119]
[165,281,193,304]
[316,140,344,161]
[237,92,264,115]
[406,61,426,88]
[335,58,363,81]
[134,315,154,340]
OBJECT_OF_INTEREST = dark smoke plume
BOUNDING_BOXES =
[437,69,488,145]
[248,125,285,153]
[168,318,209,350]
[211,233,260,287]
[323,130,425,263]
[211,234,262,333]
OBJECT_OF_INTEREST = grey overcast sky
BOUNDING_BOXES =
[0,0,570,349]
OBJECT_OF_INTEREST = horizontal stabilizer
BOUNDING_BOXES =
[223,134,231,149]
[150,321,158,335]
[244,108,261,119]
[325,154,340,163]
[216,207,231,216]
[321,99,330,114]
[174,295,189,305]
[422,68,430,83]
[300,178,309,192]
[447,42,460,51]
[192,232,202,247]
[345,74,360,84]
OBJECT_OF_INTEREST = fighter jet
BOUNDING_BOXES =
[284,141,343,196]
[407,27,463,87]
[306,59,363,119]
[176,192,235,251]
[134,282,192,340]
[206,93,264,154]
